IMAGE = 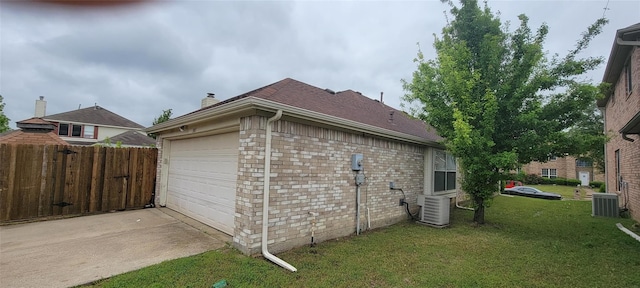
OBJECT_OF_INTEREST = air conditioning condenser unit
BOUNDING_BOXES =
[592,193,619,218]
[417,195,450,227]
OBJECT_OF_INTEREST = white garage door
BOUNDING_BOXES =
[167,132,239,235]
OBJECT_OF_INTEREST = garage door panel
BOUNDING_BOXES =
[166,132,239,235]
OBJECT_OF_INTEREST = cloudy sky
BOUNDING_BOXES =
[1,0,638,129]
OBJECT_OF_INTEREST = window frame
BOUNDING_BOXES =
[541,168,557,179]
[83,125,95,139]
[576,159,592,167]
[433,149,456,194]
[71,124,82,137]
[58,123,69,136]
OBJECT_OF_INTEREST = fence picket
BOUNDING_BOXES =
[0,144,157,223]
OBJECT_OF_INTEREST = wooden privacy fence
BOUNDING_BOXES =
[0,144,158,223]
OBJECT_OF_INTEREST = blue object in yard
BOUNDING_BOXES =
[212,279,227,288]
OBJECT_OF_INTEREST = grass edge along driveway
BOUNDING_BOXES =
[85,196,640,288]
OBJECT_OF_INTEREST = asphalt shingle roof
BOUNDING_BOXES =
[0,130,69,145]
[44,106,144,129]
[185,78,442,142]
[101,130,156,147]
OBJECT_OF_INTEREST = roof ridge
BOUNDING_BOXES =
[44,105,144,128]
[150,77,442,143]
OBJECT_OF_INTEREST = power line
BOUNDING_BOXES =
[602,0,610,18]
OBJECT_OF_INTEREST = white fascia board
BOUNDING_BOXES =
[147,97,443,147]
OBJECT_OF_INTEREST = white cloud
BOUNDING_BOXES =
[1,0,638,128]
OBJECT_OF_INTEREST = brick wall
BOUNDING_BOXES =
[604,46,640,221]
[521,156,604,183]
[522,157,569,178]
[234,115,425,254]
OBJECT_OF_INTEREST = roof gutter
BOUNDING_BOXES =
[619,111,640,142]
[261,110,297,272]
[616,37,640,47]
[147,97,442,147]
[598,30,640,107]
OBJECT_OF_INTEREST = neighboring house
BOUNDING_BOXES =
[33,96,150,146]
[520,156,604,185]
[597,22,640,221]
[96,130,156,147]
[0,117,69,145]
[147,78,457,256]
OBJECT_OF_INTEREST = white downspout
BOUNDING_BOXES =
[262,110,297,272]
[600,107,608,193]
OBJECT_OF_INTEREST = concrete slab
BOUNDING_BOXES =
[0,208,231,288]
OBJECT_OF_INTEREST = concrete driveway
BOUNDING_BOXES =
[0,208,231,288]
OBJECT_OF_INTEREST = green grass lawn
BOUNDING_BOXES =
[85,197,640,288]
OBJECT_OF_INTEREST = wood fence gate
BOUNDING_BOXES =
[0,144,158,223]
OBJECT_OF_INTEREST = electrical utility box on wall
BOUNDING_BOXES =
[351,154,363,171]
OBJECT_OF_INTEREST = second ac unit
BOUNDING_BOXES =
[592,193,619,218]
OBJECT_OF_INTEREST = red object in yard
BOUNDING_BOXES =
[505,180,523,188]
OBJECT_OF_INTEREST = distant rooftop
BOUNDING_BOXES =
[44,105,144,129]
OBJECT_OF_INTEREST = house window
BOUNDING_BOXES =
[434,150,456,192]
[84,126,95,138]
[626,63,633,95]
[576,159,592,167]
[541,168,557,178]
[58,123,69,136]
[549,156,557,161]
[615,149,621,191]
[71,125,82,137]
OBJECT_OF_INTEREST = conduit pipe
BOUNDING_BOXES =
[455,196,474,211]
[356,183,361,235]
[262,110,297,272]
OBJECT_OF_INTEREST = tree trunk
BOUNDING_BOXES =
[473,197,485,224]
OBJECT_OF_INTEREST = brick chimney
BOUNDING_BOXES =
[201,93,220,108]
[35,96,46,117]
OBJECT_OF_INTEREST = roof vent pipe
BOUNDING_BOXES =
[380,92,383,103]
[262,109,297,272]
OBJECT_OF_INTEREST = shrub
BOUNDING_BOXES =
[599,184,606,193]
[566,178,581,187]
[590,181,604,188]
[552,177,567,186]
[541,177,554,185]
[524,174,543,185]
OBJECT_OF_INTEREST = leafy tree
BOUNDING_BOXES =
[0,95,10,133]
[567,103,608,172]
[152,109,172,126]
[402,0,607,223]
[149,109,172,139]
